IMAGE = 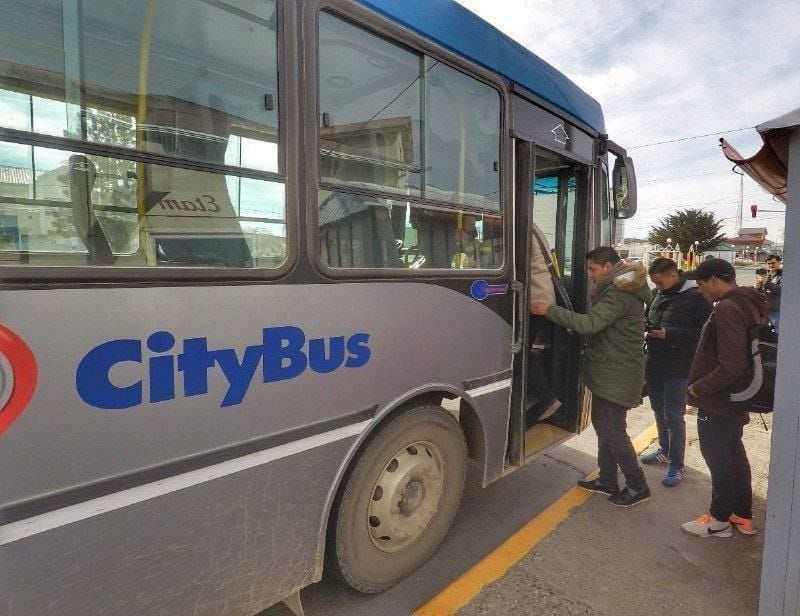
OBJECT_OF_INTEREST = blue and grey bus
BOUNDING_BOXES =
[0,0,637,613]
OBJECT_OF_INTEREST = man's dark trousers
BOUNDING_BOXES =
[697,410,752,520]
[646,364,687,468]
[592,395,648,492]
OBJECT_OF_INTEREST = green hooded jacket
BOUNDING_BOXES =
[545,264,651,408]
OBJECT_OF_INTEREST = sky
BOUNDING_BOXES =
[456,0,800,242]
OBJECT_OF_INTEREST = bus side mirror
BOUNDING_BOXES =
[606,140,638,220]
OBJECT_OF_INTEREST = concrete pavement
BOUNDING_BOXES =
[461,407,768,616]
[263,398,771,615]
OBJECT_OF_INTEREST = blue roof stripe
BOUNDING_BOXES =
[354,0,605,134]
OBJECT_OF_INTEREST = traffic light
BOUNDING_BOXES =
[751,204,758,218]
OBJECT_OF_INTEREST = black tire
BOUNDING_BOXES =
[327,404,468,593]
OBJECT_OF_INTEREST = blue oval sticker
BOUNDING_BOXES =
[470,280,509,301]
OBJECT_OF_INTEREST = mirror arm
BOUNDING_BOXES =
[604,138,629,158]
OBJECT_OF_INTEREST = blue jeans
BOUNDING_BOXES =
[645,365,687,468]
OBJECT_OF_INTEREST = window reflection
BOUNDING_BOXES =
[318,12,501,211]
[0,0,279,171]
[316,12,503,270]
[0,144,285,267]
[319,12,422,196]
[319,190,502,270]
[0,0,286,269]
[425,59,500,210]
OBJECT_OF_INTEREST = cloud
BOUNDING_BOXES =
[457,0,800,241]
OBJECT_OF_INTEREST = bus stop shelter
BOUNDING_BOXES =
[722,108,800,615]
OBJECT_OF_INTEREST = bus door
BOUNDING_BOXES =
[511,141,593,461]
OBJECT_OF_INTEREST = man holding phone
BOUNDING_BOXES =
[641,258,711,487]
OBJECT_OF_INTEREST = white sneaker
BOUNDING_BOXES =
[681,514,732,538]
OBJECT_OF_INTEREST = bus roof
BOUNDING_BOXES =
[355,0,605,134]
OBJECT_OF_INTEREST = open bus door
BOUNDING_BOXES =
[508,139,593,464]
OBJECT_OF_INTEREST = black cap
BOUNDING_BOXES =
[685,258,736,282]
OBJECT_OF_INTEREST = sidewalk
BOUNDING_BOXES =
[460,401,769,616]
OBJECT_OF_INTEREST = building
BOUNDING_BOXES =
[726,227,777,261]
[620,237,647,257]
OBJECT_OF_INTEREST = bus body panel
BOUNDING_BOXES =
[0,282,510,507]
[2,439,351,616]
[0,281,513,614]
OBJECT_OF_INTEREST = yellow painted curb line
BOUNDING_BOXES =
[414,422,659,616]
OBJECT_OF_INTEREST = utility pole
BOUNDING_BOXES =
[736,171,744,233]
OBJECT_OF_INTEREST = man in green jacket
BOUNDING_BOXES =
[532,246,652,507]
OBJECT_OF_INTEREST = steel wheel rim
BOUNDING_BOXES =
[367,440,446,553]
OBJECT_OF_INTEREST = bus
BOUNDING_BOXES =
[0,0,637,613]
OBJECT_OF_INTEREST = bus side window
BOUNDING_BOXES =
[316,11,503,271]
[319,12,423,198]
[0,0,286,269]
[424,59,501,211]
[318,190,501,270]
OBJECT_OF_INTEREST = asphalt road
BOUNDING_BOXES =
[261,409,656,616]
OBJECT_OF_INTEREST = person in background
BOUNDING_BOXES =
[532,246,652,507]
[756,254,782,334]
[527,222,560,422]
[640,258,712,487]
[682,259,768,538]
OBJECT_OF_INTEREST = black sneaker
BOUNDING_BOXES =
[609,486,651,507]
[577,478,619,497]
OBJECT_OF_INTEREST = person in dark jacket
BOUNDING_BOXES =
[681,259,769,538]
[532,246,652,507]
[756,254,782,333]
[640,258,712,487]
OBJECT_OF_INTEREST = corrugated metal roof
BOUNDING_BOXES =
[318,191,373,226]
[355,0,605,134]
[0,166,34,185]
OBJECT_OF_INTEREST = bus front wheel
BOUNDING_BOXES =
[327,404,468,593]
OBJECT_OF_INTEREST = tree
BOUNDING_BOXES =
[647,208,725,253]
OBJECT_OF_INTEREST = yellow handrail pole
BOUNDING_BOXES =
[550,249,561,278]
[454,107,467,267]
